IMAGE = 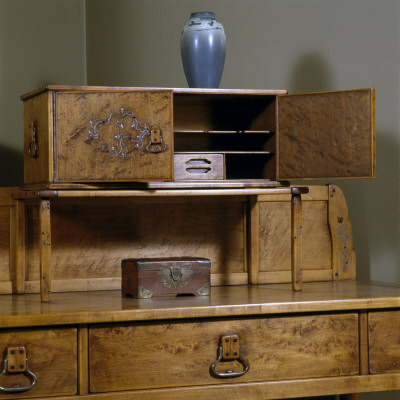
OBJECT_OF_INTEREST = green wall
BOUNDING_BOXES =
[0,0,87,185]
[1,2,400,398]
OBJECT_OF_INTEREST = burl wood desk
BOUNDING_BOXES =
[1,86,397,399]
[1,184,399,399]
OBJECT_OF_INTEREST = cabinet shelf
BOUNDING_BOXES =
[174,151,273,155]
[174,130,274,135]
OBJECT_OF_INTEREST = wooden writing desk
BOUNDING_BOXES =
[0,86,391,399]
[0,282,400,398]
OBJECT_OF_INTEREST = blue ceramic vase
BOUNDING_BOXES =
[181,12,226,88]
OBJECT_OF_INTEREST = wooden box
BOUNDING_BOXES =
[121,257,211,298]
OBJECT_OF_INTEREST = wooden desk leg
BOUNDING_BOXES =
[39,199,51,302]
[291,193,303,291]
[248,196,260,285]
[12,199,26,294]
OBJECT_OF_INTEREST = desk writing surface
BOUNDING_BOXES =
[1,281,400,328]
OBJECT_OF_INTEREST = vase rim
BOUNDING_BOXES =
[190,12,216,20]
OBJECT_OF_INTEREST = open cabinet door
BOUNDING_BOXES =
[277,89,375,180]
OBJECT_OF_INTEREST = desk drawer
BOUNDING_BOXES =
[89,314,359,392]
[369,310,400,373]
[0,328,77,398]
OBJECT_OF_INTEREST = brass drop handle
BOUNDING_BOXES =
[211,335,250,379]
[146,129,167,153]
[0,346,38,393]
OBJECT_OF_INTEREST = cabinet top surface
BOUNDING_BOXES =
[20,85,289,100]
[1,281,399,328]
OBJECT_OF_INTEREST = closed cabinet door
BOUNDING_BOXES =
[54,90,173,182]
[277,89,375,180]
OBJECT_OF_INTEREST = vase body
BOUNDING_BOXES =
[181,12,226,88]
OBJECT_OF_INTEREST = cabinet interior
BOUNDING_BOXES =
[173,93,277,180]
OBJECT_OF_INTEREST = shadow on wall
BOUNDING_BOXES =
[288,53,334,94]
[0,145,23,186]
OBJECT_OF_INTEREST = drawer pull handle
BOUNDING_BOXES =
[0,346,38,393]
[211,335,250,379]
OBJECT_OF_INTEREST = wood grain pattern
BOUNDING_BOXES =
[0,328,77,398]
[369,310,400,374]
[39,199,51,302]
[25,198,245,285]
[10,200,26,294]
[55,91,173,182]
[19,375,400,400]
[277,89,375,179]
[328,185,356,280]
[78,325,89,395]
[248,196,260,284]
[89,313,359,392]
[23,91,53,184]
[291,193,303,290]
[0,206,11,291]
[259,201,331,273]
[1,281,400,328]
[358,311,369,375]
[21,86,288,100]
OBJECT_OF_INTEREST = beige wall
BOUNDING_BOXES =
[1,2,400,398]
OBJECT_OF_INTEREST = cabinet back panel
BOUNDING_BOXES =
[25,199,245,285]
[174,95,276,132]
[259,201,331,272]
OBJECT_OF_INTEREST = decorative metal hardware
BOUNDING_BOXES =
[136,286,154,299]
[336,225,352,272]
[196,282,211,296]
[0,346,38,393]
[159,263,192,288]
[211,335,250,379]
[84,107,167,158]
[28,121,39,158]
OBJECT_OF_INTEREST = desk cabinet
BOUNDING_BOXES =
[21,86,375,185]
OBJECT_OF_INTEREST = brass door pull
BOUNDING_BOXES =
[0,346,38,393]
[211,335,250,378]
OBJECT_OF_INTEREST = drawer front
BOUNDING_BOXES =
[174,153,225,180]
[89,314,359,392]
[369,310,400,373]
[0,328,77,398]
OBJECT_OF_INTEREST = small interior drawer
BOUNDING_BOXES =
[0,328,77,398]
[369,310,400,373]
[89,313,359,393]
[174,153,225,180]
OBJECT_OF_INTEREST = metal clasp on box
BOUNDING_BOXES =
[0,346,38,393]
[211,335,250,378]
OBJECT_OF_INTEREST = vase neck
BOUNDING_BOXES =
[190,12,216,20]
